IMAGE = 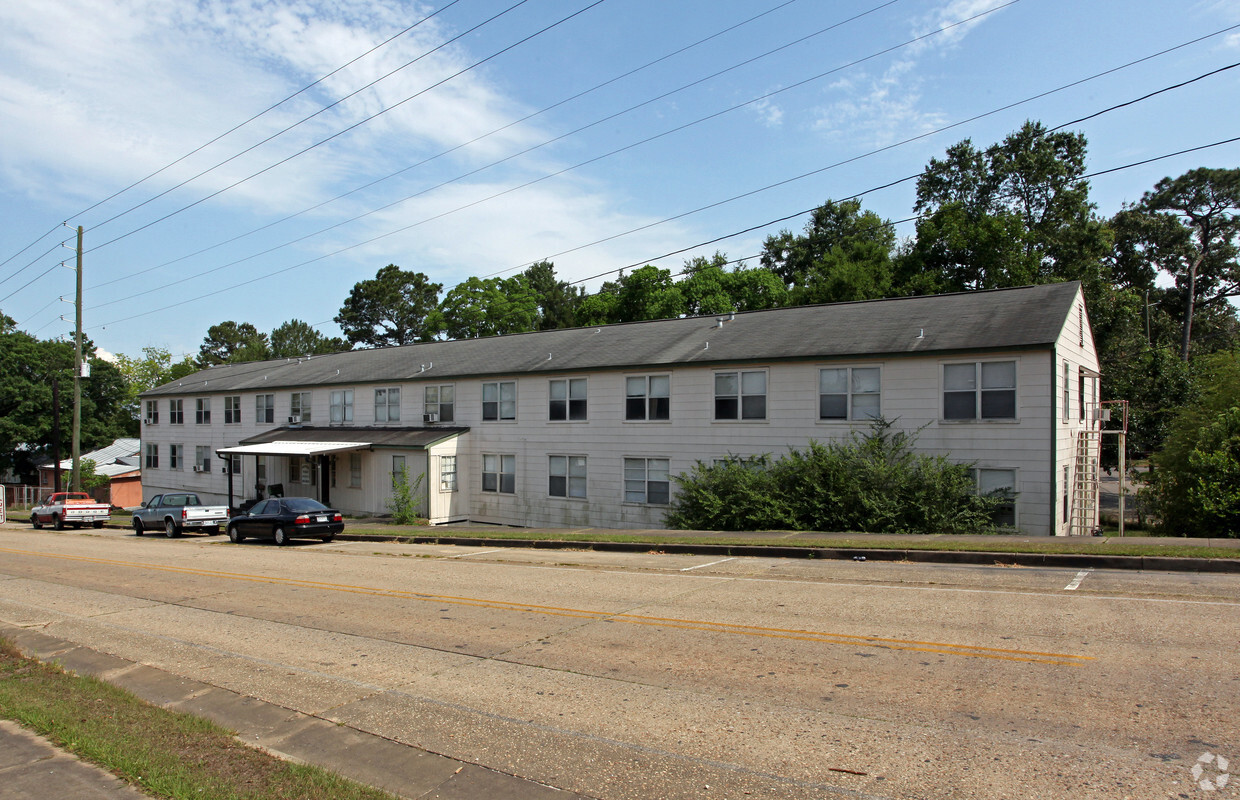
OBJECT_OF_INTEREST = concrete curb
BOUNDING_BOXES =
[0,626,586,800]
[332,533,1240,573]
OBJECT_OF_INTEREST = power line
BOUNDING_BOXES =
[85,0,834,291]
[85,135,1240,333]
[0,2,464,274]
[88,0,901,295]
[80,32,1240,321]
[84,0,612,254]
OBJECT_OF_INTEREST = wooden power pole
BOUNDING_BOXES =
[71,225,83,492]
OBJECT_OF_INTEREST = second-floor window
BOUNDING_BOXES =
[819,367,880,421]
[944,361,1016,420]
[331,390,354,424]
[375,387,401,422]
[255,394,274,424]
[195,398,211,424]
[169,399,183,424]
[424,385,454,422]
[549,378,587,421]
[625,375,669,421]
[290,392,311,424]
[482,381,516,421]
[144,400,159,425]
[224,395,241,424]
[715,371,766,420]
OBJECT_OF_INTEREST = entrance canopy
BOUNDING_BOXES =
[217,441,369,458]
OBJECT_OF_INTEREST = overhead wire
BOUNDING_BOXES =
[84,0,612,254]
[87,0,1011,307]
[86,0,838,291]
[82,34,1240,319]
[0,1,465,274]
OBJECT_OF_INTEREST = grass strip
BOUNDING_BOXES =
[0,637,399,800]
[341,525,1240,560]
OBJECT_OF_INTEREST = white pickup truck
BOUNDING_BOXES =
[30,492,112,530]
[132,492,230,538]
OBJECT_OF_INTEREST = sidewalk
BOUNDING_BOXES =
[0,627,584,800]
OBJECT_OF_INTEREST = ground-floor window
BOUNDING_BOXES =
[624,457,670,504]
[482,454,515,493]
[440,455,458,492]
[549,455,586,498]
[349,453,362,488]
[972,468,1016,527]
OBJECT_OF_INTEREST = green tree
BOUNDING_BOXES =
[903,121,1111,292]
[435,276,539,340]
[576,266,686,326]
[269,320,348,358]
[113,347,198,423]
[761,199,896,303]
[680,253,788,316]
[523,261,585,330]
[198,322,270,365]
[1129,167,1240,360]
[1145,352,1240,535]
[335,264,442,348]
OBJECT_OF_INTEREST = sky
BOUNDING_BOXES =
[1,0,1237,363]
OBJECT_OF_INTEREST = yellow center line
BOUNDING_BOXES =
[0,547,1093,665]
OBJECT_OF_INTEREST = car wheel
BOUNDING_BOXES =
[31,515,42,530]
[52,515,63,531]
[133,518,144,536]
[273,526,291,546]
[227,524,244,544]
[164,519,179,538]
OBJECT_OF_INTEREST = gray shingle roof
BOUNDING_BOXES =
[142,282,1081,396]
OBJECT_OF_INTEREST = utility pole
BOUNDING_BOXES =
[71,225,83,492]
[51,378,62,495]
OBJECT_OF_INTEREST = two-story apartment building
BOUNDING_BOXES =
[138,282,1103,536]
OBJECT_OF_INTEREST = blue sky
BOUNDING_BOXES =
[1,0,1237,362]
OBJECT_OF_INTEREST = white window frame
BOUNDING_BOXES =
[224,395,241,424]
[624,457,670,505]
[195,397,211,424]
[145,443,159,469]
[349,453,362,488]
[169,444,182,470]
[439,455,457,492]
[1062,361,1071,423]
[195,445,211,473]
[169,399,183,425]
[482,454,516,494]
[290,392,312,424]
[818,366,881,421]
[625,375,670,421]
[971,467,1017,527]
[548,455,586,499]
[375,387,401,423]
[390,455,406,488]
[424,385,455,422]
[482,381,516,421]
[331,389,354,424]
[144,399,159,425]
[942,360,1017,421]
[549,378,587,421]
[714,370,767,421]
[255,394,275,425]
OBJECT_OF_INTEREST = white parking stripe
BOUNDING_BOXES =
[1063,570,1091,590]
[680,557,735,572]
[450,549,504,558]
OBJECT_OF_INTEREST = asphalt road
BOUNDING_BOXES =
[0,523,1236,800]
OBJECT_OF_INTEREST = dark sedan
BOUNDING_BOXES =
[226,497,344,546]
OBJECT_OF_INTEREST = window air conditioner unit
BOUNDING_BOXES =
[288,415,301,424]
[423,413,439,423]
[192,465,203,473]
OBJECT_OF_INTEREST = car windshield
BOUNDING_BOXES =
[283,498,328,513]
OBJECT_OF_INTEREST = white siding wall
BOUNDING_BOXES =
[1051,289,1103,535]
[142,316,1085,536]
